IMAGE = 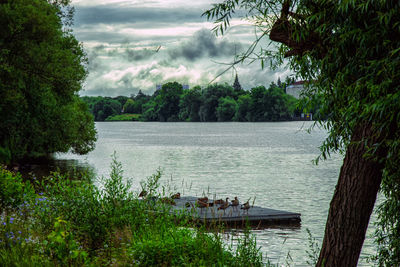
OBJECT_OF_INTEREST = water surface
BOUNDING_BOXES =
[56,121,376,266]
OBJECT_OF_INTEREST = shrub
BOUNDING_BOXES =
[34,172,108,251]
[0,157,266,266]
[45,217,88,266]
[0,167,35,211]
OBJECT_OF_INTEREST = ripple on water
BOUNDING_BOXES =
[55,122,377,266]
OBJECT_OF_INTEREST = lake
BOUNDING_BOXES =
[55,121,377,266]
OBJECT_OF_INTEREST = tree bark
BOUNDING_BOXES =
[316,123,386,267]
[269,0,326,58]
[268,4,389,265]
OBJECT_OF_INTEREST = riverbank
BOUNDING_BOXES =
[0,158,268,266]
[105,113,142,121]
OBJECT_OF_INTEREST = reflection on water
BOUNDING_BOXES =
[50,121,376,266]
[18,157,95,181]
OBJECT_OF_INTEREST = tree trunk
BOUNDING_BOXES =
[317,123,386,267]
[267,4,389,265]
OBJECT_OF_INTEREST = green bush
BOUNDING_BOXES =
[33,172,109,250]
[45,217,88,266]
[0,167,35,211]
[0,157,266,266]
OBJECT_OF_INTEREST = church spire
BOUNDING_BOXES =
[233,74,242,91]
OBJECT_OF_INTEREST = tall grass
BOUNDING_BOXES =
[0,156,266,266]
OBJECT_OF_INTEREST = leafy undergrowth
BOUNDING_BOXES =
[0,155,267,266]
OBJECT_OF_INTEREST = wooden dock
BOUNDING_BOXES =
[170,196,301,227]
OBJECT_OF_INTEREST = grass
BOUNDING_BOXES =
[0,155,268,266]
[105,113,141,121]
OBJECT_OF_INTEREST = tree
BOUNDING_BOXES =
[216,96,237,121]
[265,84,293,121]
[135,90,146,100]
[205,1,400,266]
[91,98,121,121]
[123,99,136,114]
[199,84,235,121]
[248,86,268,121]
[103,99,122,120]
[142,99,159,121]
[179,86,202,121]
[157,82,183,122]
[0,0,96,162]
[113,95,129,107]
[133,90,150,113]
[234,94,251,122]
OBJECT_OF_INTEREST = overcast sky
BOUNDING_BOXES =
[71,0,291,96]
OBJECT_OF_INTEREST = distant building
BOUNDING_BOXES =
[156,84,162,90]
[300,112,313,121]
[286,81,305,99]
[287,81,313,121]
[233,74,242,91]
[183,84,189,90]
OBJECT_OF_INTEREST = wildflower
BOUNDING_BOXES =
[5,232,14,239]
[9,217,14,224]
[39,192,44,196]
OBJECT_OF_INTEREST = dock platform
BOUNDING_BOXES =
[170,196,301,227]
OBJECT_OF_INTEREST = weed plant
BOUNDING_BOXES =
[0,156,266,266]
[305,228,320,266]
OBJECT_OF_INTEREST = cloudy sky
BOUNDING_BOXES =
[71,0,291,96]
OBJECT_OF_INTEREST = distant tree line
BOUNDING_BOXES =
[82,78,322,122]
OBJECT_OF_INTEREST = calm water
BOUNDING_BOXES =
[55,121,377,266]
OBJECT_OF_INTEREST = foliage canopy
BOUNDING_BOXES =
[204,0,400,265]
[0,0,96,163]
[82,79,302,123]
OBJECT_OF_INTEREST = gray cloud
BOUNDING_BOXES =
[169,29,243,61]
[79,26,288,97]
[84,28,247,69]
[74,6,205,26]
[71,0,287,98]
[75,30,130,43]
[124,48,156,61]
[86,44,159,69]
[75,26,187,44]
